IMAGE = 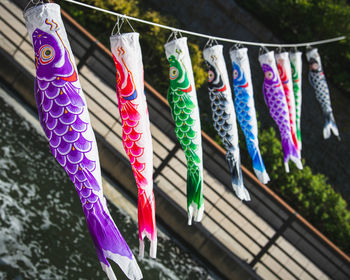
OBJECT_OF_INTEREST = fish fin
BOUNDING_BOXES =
[226,151,250,201]
[249,145,270,184]
[85,201,143,280]
[63,82,85,107]
[187,167,204,225]
[138,188,157,258]
[281,136,303,172]
[323,112,340,140]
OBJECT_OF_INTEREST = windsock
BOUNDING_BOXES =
[230,47,269,184]
[24,3,142,279]
[203,44,250,200]
[164,37,204,225]
[110,32,157,258]
[259,51,302,172]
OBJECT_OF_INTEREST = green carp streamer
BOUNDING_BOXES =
[167,55,203,225]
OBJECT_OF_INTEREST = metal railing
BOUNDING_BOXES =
[1,1,349,279]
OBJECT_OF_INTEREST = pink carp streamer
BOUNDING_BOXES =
[24,3,142,280]
[110,32,157,258]
[275,52,300,155]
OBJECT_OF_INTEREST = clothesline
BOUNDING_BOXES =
[59,0,346,48]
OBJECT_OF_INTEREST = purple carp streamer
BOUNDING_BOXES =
[203,45,250,200]
[110,32,157,258]
[259,51,302,173]
[230,47,269,184]
[24,4,142,279]
[306,48,340,140]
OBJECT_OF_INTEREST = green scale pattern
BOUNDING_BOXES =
[291,62,302,144]
[167,55,203,213]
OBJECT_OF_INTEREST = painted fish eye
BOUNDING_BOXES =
[208,70,215,82]
[39,44,55,64]
[265,71,273,80]
[311,62,319,70]
[169,66,179,80]
[233,70,239,79]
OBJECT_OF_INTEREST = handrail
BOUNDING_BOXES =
[58,6,350,264]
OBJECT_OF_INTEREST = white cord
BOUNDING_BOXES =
[60,0,345,48]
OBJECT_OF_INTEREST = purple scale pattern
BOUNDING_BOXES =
[32,27,134,267]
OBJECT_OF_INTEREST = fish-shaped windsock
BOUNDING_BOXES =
[289,51,303,151]
[306,48,340,140]
[230,47,270,185]
[203,45,250,200]
[275,52,300,154]
[110,32,157,258]
[24,4,142,280]
[259,51,302,172]
[164,37,204,225]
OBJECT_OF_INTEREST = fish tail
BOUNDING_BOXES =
[323,112,340,140]
[248,144,270,184]
[85,200,142,280]
[281,136,303,173]
[187,166,204,225]
[226,151,250,201]
[137,188,157,259]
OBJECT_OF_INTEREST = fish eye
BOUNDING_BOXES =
[265,71,273,80]
[169,66,179,80]
[208,70,215,82]
[39,44,55,64]
[233,70,238,79]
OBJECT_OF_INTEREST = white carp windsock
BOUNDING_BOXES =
[259,51,302,172]
[230,47,270,185]
[164,37,204,225]
[289,51,303,151]
[110,33,157,258]
[306,48,340,140]
[275,52,300,154]
[24,3,142,280]
[203,45,250,200]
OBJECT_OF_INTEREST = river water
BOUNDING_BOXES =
[0,85,220,280]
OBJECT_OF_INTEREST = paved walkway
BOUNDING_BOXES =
[0,1,328,279]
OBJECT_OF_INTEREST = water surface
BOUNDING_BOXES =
[0,86,219,280]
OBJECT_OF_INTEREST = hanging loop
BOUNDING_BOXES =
[167,29,182,43]
[204,38,218,49]
[24,0,44,13]
[111,15,136,36]
[259,45,269,56]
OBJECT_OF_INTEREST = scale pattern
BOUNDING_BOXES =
[307,51,339,139]
[232,61,269,184]
[261,63,301,172]
[112,51,157,258]
[290,61,302,147]
[32,24,141,280]
[167,55,203,222]
[277,62,299,151]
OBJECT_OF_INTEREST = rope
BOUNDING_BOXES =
[60,0,345,48]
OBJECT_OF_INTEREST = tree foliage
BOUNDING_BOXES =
[235,0,350,93]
